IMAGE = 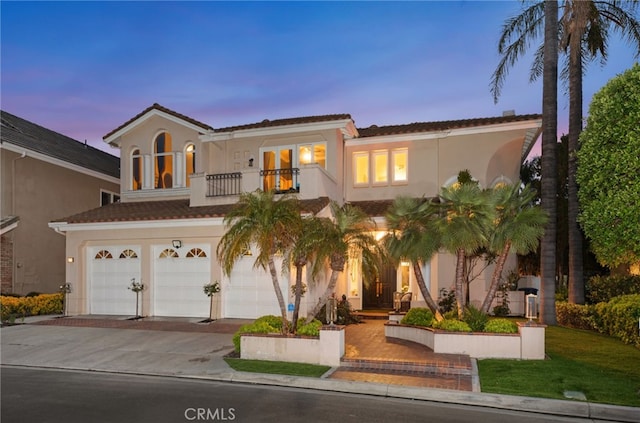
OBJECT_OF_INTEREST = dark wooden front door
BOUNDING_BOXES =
[363,263,395,309]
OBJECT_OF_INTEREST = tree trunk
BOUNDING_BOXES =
[291,261,305,334]
[412,261,444,321]
[480,242,511,314]
[540,0,558,325]
[567,2,585,304]
[454,248,466,319]
[267,258,289,333]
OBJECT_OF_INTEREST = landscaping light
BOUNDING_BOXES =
[526,293,538,322]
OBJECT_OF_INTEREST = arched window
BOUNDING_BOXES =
[186,248,207,258]
[159,248,179,258]
[185,143,196,188]
[154,132,173,189]
[119,249,138,259]
[131,148,143,191]
[95,250,113,259]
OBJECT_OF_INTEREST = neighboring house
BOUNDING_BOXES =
[49,103,541,319]
[0,110,120,295]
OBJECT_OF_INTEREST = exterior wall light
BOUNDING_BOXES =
[67,257,74,263]
[526,293,538,322]
[172,240,182,249]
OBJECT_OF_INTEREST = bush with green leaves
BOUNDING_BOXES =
[484,318,518,334]
[586,275,640,304]
[463,305,489,332]
[232,317,282,353]
[432,319,472,332]
[400,307,434,327]
[556,302,595,331]
[593,294,640,347]
[296,318,322,337]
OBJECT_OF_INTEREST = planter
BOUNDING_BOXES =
[241,325,345,366]
[385,322,546,360]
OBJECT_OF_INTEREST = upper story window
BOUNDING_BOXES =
[101,190,120,206]
[299,143,326,168]
[353,148,409,187]
[131,148,143,191]
[185,143,196,188]
[154,132,173,189]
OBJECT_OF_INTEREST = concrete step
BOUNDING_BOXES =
[340,357,472,376]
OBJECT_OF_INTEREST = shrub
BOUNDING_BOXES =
[232,317,281,353]
[0,293,63,322]
[296,318,322,337]
[593,294,640,347]
[438,288,456,313]
[432,319,472,332]
[484,318,518,334]
[556,302,595,331]
[254,315,284,330]
[587,275,640,304]
[463,304,488,332]
[400,307,434,327]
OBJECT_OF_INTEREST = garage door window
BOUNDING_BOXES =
[119,249,138,258]
[159,249,179,258]
[186,248,207,258]
[95,250,113,259]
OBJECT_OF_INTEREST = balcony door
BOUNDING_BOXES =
[261,146,295,192]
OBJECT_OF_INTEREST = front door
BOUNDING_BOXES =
[363,263,395,309]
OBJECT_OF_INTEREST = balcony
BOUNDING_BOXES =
[189,164,339,207]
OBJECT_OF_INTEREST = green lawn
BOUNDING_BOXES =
[478,325,640,406]
[224,358,331,378]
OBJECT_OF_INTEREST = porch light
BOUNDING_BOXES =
[172,240,182,249]
[525,293,538,322]
[67,257,74,263]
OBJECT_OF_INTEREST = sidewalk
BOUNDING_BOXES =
[1,316,638,423]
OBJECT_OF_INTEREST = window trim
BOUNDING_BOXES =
[372,150,389,186]
[353,151,370,187]
[391,148,408,185]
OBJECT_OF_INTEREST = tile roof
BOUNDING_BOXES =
[214,114,353,133]
[1,110,120,179]
[53,197,331,224]
[349,197,438,218]
[357,114,542,137]
[103,103,214,140]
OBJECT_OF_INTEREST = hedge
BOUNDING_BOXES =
[556,294,640,347]
[400,307,434,327]
[586,275,640,304]
[1,293,64,322]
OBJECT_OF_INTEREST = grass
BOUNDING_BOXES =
[477,325,640,406]
[224,358,331,378]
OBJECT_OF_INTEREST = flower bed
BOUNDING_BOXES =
[385,321,546,360]
[240,325,345,366]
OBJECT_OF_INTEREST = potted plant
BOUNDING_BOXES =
[127,278,144,318]
[203,281,221,322]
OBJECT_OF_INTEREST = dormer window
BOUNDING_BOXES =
[154,132,173,189]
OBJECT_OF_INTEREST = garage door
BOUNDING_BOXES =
[153,244,211,318]
[223,255,288,319]
[89,246,141,315]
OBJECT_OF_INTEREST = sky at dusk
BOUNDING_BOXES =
[1,1,638,159]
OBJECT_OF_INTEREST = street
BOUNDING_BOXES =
[1,367,601,423]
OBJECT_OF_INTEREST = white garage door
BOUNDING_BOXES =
[223,255,288,319]
[153,244,211,318]
[89,246,141,315]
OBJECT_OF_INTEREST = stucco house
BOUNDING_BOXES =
[1,110,120,295]
[49,103,541,319]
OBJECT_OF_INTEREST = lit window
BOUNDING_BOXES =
[185,143,196,188]
[400,262,410,292]
[132,148,142,190]
[299,143,326,168]
[353,152,369,186]
[372,151,388,184]
[154,132,173,189]
[392,149,408,183]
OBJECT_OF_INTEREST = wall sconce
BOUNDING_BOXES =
[67,257,74,263]
[248,157,254,167]
[172,240,182,249]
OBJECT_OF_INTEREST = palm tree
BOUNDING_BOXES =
[480,185,548,314]
[492,0,640,310]
[216,190,301,332]
[438,183,494,319]
[306,201,382,320]
[384,196,444,321]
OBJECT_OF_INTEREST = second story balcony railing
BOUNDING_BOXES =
[260,168,300,194]
[206,172,242,197]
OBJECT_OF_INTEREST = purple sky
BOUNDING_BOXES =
[1,1,637,159]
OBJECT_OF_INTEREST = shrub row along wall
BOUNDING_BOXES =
[556,294,640,347]
[0,293,63,322]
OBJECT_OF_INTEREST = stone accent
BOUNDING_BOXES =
[1,234,13,294]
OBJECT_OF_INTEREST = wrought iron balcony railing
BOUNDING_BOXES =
[260,168,300,194]
[206,172,242,197]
